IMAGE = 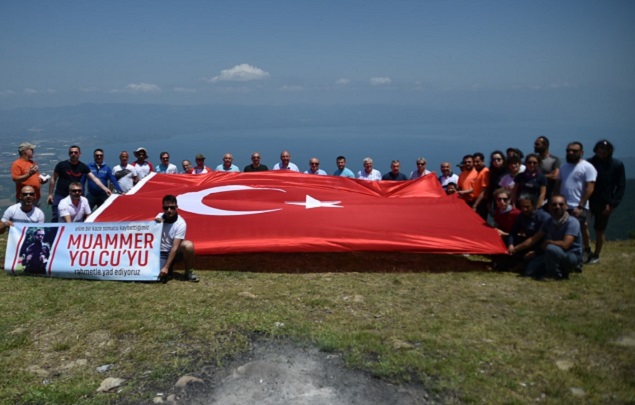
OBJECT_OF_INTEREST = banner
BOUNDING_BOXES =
[89,172,507,255]
[4,222,162,281]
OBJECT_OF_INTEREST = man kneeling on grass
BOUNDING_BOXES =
[155,195,199,282]
[508,194,582,280]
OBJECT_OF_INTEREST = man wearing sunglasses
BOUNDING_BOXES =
[47,145,111,222]
[58,182,91,223]
[0,186,45,234]
[155,195,199,282]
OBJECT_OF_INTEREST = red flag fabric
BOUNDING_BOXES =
[89,172,507,255]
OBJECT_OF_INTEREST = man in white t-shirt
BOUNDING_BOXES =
[155,195,199,282]
[556,141,597,261]
[1,186,45,234]
[58,182,91,222]
[156,152,178,174]
[112,151,139,193]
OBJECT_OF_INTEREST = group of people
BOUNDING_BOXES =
[4,136,626,281]
[452,137,625,280]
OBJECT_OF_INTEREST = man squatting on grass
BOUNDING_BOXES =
[155,195,199,282]
[508,194,582,280]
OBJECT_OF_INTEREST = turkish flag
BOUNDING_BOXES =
[89,171,506,255]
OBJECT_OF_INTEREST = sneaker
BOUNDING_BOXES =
[184,270,200,283]
[582,248,592,263]
[587,254,600,265]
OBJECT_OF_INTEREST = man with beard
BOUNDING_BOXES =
[533,136,561,202]
[155,195,199,282]
[471,152,491,220]
[1,186,46,234]
[457,155,478,206]
[511,194,582,280]
[333,156,355,178]
[556,142,597,262]
[23,229,51,274]
[587,140,626,264]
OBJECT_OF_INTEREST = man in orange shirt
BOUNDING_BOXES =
[471,152,491,220]
[11,142,48,206]
[457,155,477,206]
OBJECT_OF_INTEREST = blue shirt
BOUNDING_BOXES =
[215,164,240,172]
[333,168,355,178]
[540,215,582,257]
[88,162,123,196]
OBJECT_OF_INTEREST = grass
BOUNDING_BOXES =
[1,235,634,404]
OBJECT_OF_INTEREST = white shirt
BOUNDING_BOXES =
[156,163,178,174]
[273,162,300,172]
[58,195,92,222]
[2,203,45,224]
[410,169,432,180]
[112,164,138,193]
[357,169,382,181]
[559,160,597,208]
[155,213,187,253]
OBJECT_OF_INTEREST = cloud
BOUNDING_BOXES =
[80,87,100,93]
[47,89,57,94]
[278,85,303,92]
[206,64,270,83]
[0,90,16,96]
[111,82,161,93]
[173,87,198,94]
[370,77,391,86]
[335,78,350,85]
[24,88,38,94]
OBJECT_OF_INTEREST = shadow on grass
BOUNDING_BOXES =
[194,252,492,274]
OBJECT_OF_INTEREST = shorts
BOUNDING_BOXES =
[590,204,611,231]
[567,208,590,226]
[160,251,183,270]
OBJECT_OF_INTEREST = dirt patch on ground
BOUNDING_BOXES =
[139,338,442,404]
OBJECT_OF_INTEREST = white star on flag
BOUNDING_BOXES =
[285,195,342,209]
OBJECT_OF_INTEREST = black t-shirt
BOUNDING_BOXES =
[54,160,90,196]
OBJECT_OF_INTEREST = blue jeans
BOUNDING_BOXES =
[525,244,581,280]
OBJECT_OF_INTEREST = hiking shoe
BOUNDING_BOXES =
[185,270,200,283]
[587,254,600,265]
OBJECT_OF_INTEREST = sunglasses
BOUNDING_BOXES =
[22,192,35,196]
[163,206,177,211]
[70,189,82,193]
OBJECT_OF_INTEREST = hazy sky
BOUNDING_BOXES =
[1,0,634,109]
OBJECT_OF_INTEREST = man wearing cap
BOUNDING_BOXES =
[1,186,45,234]
[273,150,299,171]
[587,139,626,264]
[48,145,111,223]
[215,153,240,172]
[192,154,212,174]
[132,147,154,180]
[11,142,48,206]
[243,152,269,172]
